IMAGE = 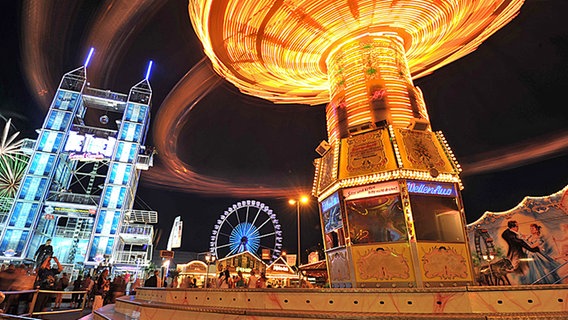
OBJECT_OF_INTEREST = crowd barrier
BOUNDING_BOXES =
[0,289,88,318]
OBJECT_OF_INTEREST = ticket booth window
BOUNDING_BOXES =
[410,195,464,242]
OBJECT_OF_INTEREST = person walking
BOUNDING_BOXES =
[247,270,259,288]
[144,270,160,287]
[70,275,83,308]
[54,272,69,309]
[92,269,110,311]
[235,271,245,288]
[34,256,63,312]
[257,272,268,288]
[82,275,94,308]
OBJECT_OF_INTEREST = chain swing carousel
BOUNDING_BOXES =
[103,1,568,319]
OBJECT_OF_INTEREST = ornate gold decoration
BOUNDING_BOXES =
[422,246,469,280]
[329,250,351,282]
[356,247,410,280]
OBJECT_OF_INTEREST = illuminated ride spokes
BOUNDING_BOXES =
[210,200,282,263]
[189,0,524,144]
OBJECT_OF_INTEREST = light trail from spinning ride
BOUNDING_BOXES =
[17,0,568,197]
[188,0,524,142]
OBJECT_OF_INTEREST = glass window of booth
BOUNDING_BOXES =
[345,194,407,244]
[410,195,464,242]
[321,192,346,250]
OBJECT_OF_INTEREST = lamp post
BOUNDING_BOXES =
[289,195,309,287]
[204,253,215,288]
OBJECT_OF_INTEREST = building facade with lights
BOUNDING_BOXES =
[0,61,156,273]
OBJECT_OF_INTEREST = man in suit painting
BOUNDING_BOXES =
[501,220,539,274]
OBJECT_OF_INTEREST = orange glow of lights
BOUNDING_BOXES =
[190,0,524,144]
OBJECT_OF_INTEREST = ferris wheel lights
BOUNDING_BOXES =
[211,200,282,264]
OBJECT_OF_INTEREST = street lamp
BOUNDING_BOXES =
[289,195,309,287]
[204,253,216,288]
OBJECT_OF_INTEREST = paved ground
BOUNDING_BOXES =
[1,304,93,320]
[41,307,93,320]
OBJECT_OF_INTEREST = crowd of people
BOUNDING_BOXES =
[214,268,270,288]
[1,248,317,315]
[0,254,130,315]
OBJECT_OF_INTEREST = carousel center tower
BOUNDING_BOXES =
[189,0,525,288]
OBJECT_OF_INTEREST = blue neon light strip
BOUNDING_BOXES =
[145,60,153,80]
[84,48,95,67]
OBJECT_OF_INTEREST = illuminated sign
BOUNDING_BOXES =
[343,181,399,200]
[167,216,183,249]
[64,131,116,160]
[52,207,96,215]
[262,248,270,260]
[160,250,175,259]
[272,264,289,272]
[236,266,252,273]
[321,192,339,212]
[407,181,456,197]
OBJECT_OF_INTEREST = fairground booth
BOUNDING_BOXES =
[314,128,474,288]
[176,260,208,287]
[265,256,296,287]
[215,251,267,283]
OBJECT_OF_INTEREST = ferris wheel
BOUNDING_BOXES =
[210,200,283,263]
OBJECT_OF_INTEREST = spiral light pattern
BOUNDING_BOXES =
[189,0,524,106]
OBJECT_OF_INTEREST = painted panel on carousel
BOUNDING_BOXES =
[351,243,414,285]
[316,145,336,193]
[338,128,397,179]
[466,185,568,286]
[393,128,455,174]
[327,248,351,286]
[417,243,472,282]
[343,183,407,243]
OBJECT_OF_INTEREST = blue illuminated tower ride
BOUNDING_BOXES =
[0,51,156,271]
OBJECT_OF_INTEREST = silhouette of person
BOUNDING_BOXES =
[34,239,54,268]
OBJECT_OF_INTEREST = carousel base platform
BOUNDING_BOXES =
[92,285,568,320]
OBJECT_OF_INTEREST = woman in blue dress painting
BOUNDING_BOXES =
[523,223,561,284]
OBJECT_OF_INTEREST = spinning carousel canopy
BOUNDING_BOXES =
[189,0,524,105]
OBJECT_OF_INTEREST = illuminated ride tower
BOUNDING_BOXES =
[0,51,157,272]
[190,0,525,288]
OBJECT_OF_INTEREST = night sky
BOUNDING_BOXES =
[1,1,567,259]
